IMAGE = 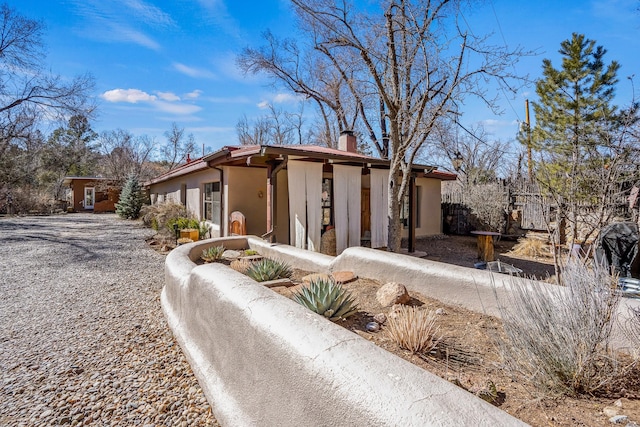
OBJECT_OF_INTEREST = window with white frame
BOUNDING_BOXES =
[203,182,221,226]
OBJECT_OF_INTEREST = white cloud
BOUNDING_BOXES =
[156,91,180,101]
[69,0,173,50]
[172,62,216,79]
[257,100,270,109]
[101,87,202,116]
[184,90,203,100]
[273,93,301,104]
[102,88,157,103]
[155,101,202,115]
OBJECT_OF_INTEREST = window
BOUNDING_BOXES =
[203,182,221,226]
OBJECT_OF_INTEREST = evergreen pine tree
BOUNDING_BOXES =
[115,175,144,219]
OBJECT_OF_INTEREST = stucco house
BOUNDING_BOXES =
[63,177,120,213]
[144,132,456,253]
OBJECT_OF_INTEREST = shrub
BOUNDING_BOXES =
[496,259,622,396]
[385,306,440,353]
[115,176,145,219]
[201,245,225,263]
[293,278,359,321]
[167,216,200,232]
[140,201,187,232]
[245,258,292,282]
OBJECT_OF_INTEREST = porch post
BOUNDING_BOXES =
[408,175,416,253]
[266,163,274,242]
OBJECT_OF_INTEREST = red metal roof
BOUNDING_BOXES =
[146,145,457,185]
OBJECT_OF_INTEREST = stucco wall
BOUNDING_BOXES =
[163,236,528,426]
[225,166,268,236]
[416,177,442,236]
[149,168,221,220]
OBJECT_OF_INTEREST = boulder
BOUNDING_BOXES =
[376,282,411,307]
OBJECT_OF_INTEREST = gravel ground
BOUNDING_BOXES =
[0,214,219,426]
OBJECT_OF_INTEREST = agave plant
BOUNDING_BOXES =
[245,258,292,282]
[293,278,359,321]
[201,245,226,263]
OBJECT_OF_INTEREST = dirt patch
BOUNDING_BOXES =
[414,235,557,280]
[272,271,640,427]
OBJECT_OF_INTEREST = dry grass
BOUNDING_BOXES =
[496,259,625,396]
[230,259,252,274]
[508,237,552,258]
[385,306,440,354]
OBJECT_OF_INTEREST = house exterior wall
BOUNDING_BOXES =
[225,166,268,237]
[149,168,221,217]
[276,169,289,243]
[416,177,442,236]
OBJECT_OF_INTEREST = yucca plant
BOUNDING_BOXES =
[245,258,292,282]
[385,306,440,354]
[293,278,359,321]
[201,245,226,263]
[230,258,253,274]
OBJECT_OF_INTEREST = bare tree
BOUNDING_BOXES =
[241,0,523,251]
[97,130,156,184]
[0,3,94,211]
[160,123,196,171]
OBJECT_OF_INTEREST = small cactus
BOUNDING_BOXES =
[245,258,292,282]
[201,245,226,263]
[293,278,359,321]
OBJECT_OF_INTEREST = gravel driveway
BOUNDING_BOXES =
[0,214,218,426]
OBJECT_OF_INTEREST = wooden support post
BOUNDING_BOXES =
[408,175,416,253]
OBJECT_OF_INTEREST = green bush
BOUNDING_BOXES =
[201,245,226,262]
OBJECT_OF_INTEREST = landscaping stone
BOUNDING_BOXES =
[376,282,411,307]
[604,406,621,417]
[610,415,628,424]
[301,273,332,284]
[260,278,294,288]
[373,313,387,324]
[331,271,357,284]
[222,250,242,260]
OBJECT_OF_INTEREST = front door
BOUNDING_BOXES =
[84,187,95,209]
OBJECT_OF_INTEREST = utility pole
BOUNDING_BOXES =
[525,99,533,181]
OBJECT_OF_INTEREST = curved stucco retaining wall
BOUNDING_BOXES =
[163,236,527,426]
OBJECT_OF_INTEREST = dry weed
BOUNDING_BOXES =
[509,237,552,258]
[230,259,252,275]
[385,306,440,354]
[496,259,623,396]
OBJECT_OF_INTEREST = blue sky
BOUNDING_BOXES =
[14,0,640,156]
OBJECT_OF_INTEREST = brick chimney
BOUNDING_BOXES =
[338,130,357,153]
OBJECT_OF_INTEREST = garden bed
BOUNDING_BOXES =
[268,269,640,427]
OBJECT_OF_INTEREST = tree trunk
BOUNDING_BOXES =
[387,169,402,252]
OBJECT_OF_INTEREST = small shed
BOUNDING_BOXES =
[62,177,120,213]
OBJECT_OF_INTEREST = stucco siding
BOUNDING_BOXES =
[416,177,442,236]
[225,167,268,236]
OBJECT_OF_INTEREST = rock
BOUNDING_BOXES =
[373,313,387,324]
[604,406,620,417]
[376,282,411,307]
[301,273,332,284]
[365,322,380,332]
[435,308,447,315]
[331,271,357,284]
[609,415,628,424]
[221,250,242,260]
